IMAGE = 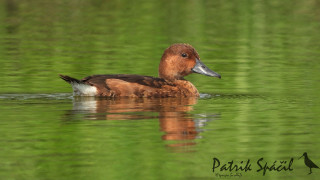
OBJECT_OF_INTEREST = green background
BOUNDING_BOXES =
[0,0,319,179]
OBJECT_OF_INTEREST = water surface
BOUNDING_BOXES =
[0,0,320,179]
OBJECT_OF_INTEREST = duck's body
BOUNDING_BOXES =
[60,44,221,97]
[60,74,198,97]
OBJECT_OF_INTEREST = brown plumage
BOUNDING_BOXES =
[60,43,221,97]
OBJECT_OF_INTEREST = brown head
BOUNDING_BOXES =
[158,43,221,81]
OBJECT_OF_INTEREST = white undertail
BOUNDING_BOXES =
[71,83,97,96]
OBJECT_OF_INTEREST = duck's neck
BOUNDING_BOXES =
[158,57,184,81]
[159,73,183,82]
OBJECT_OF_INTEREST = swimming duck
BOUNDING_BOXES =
[60,43,221,97]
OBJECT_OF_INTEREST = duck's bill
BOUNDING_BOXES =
[192,59,221,78]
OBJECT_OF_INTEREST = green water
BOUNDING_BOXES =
[0,0,320,179]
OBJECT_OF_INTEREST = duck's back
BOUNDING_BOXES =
[60,74,199,97]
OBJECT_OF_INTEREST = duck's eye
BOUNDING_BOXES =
[181,53,188,58]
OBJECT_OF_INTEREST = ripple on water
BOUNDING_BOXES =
[199,93,265,100]
[0,93,73,100]
[0,93,266,101]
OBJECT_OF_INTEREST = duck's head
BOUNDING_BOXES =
[159,43,221,81]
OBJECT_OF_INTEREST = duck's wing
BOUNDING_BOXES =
[81,74,175,97]
[81,74,168,88]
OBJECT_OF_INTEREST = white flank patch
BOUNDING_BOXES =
[71,83,97,96]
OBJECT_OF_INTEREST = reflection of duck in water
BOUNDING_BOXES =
[60,43,221,97]
[299,152,319,174]
[67,97,218,150]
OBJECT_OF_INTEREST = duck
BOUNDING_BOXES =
[60,43,221,97]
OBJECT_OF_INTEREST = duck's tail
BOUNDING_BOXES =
[59,74,81,84]
[59,74,97,96]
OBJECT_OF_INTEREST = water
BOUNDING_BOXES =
[0,0,320,179]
